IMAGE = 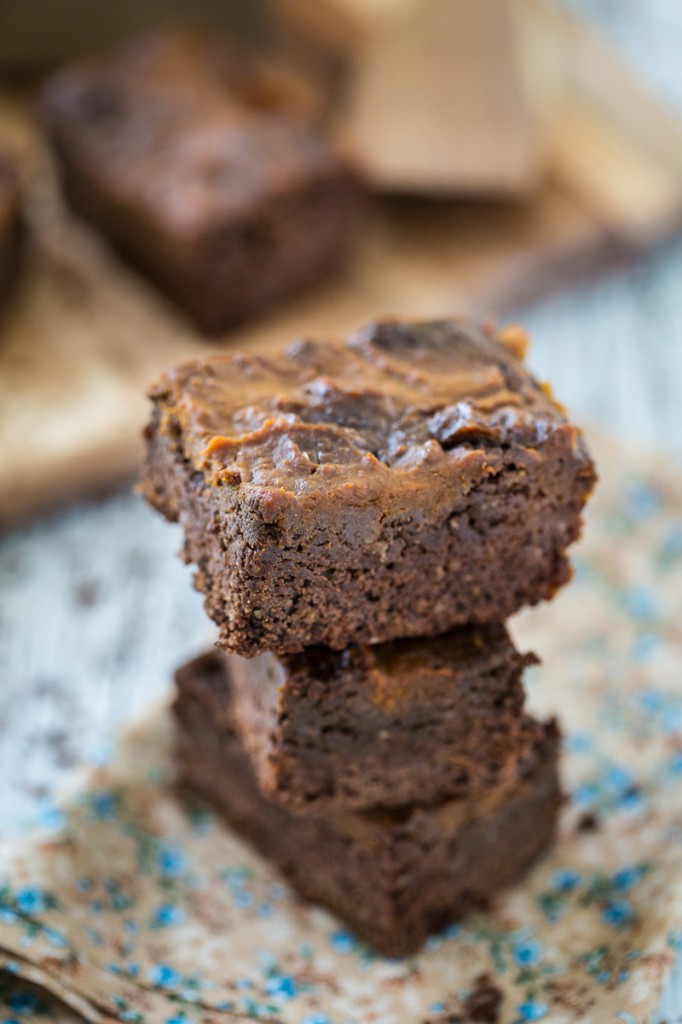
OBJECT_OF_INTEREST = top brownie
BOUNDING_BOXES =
[141,317,596,655]
[40,32,360,334]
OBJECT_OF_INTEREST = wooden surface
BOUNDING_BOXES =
[3,0,682,526]
[280,0,544,194]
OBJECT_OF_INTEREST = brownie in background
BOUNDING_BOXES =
[142,317,597,655]
[40,31,362,334]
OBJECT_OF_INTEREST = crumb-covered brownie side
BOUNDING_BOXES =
[0,153,22,311]
[40,31,361,334]
[173,653,562,957]
[143,318,596,655]
[182,624,537,813]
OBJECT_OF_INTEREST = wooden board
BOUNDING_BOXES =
[278,0,545,195]
[3,1,682,527]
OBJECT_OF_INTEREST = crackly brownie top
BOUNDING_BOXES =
[41,31,344,231]
[150,317,593,496]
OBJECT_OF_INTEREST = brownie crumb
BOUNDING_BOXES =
[43,728,76,768]
[577,811,600,833]
[73,579,100,607]
[463,974,503,1023]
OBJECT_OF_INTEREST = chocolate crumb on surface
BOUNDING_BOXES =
[577,810,600,832]
[463,973,503,1023]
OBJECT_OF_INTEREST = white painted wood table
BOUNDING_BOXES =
[1,0,682,1018]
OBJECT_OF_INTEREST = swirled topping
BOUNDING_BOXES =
[151,318,582,493]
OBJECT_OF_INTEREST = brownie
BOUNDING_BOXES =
[180,624,537,813]
[0,152,22,313]
[173,651,562,957]
[142,317,597,655]
[40,31,361,334]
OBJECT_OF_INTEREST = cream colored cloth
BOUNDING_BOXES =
[1,442,682,1024]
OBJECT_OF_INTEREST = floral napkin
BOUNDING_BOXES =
[2,437,682,1024]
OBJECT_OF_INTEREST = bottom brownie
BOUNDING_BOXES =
[173,656,562,957]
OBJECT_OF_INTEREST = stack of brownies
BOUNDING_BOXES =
[140,317,596,956]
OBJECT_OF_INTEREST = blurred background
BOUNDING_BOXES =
[1,0,682,844]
